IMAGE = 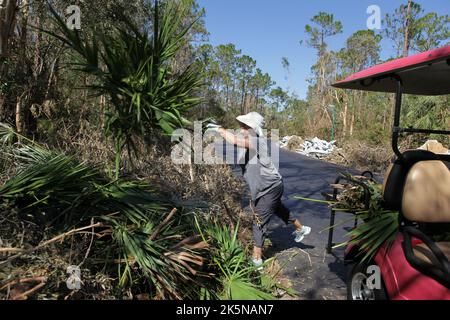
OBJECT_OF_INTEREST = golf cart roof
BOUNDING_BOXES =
[333,45,450,95]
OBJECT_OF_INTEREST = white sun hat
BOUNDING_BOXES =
[236,112,265,136]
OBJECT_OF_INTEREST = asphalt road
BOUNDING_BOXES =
[231,148,361,300]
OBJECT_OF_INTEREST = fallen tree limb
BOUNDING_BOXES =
[0,222,103,267]
[0,248,25,253]
[10,280,47,300]
[149,208,177,241]
[0,276,47,291]
[79,218,96,267]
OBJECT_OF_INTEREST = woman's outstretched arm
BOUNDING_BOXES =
[217,128,250,149]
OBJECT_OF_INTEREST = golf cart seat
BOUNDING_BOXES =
[383,150,450,210]
[384,154,450,288]
[402,160,450,223]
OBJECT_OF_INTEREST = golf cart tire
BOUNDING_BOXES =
[347,260,388,301]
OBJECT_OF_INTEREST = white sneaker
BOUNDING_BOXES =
[293,226,311,243]
[252,258,264,270]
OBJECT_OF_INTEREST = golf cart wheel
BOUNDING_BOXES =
[347,261,387,300]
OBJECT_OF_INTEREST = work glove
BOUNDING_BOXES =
[205,122,221,133]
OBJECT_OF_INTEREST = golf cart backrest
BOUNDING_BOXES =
[402,160,450,223]
[382,150,450,222]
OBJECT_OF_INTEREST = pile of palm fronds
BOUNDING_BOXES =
[0,134,206,299]
[296,173,399,262]
[0,126,274,300]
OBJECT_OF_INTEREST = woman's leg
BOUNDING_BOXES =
[253,246,263,261]
[274,183,311,241]
[251,188,283,261]
[278,203,304,230]
[251,212,265,261]
[251,197,272,261]
[273,183,300,228]
[293,219,303,230]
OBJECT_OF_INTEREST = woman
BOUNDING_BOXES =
[207,112,311,267]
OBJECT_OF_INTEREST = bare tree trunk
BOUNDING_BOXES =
[333,89,347,138]
[0,0,17,61]
[323,107,332,125]
[44,57,58,101]
[0,95,5,116]
[32,1,43,81]
[18,0,28,61]
[349,94,355,137]
[403,0,413,57]
[0,0,18,119]
[349,112,355,137]
[15,0,29,133]
[225,85,230,111]
[15,96,22,133]
[240,80,246,114]
[356,91,362,128]
[342,99,348,137]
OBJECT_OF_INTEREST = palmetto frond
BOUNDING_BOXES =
[44,2,203,177]
[0,137,206,299]
[338,211,398,263]
[296,175,399,263]
[195,218,275,300]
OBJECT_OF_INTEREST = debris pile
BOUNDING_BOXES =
[280,135,304,151]
[324,141,393,173]
[281,136,336,159]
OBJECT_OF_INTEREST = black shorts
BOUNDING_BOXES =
[251,182,295,247]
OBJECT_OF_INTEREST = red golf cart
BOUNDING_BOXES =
[331,46,450,300]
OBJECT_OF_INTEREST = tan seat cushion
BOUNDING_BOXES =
[402,161,450,223]
[413,242,450,267]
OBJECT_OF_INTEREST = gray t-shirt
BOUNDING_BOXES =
[239,136,282,201]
